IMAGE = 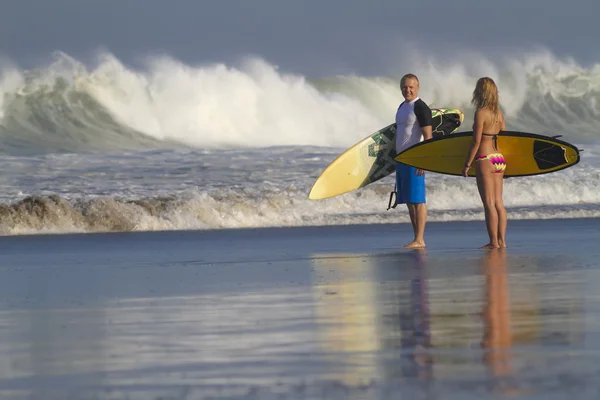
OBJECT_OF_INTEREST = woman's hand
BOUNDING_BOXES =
[462,164,471,177]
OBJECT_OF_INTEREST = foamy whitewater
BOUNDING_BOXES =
[0,50,598,235]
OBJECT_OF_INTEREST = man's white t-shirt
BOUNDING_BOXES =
[395,97,432,154]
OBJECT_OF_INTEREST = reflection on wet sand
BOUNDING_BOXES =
[379,250,432,382]
[311,248,586,391]
[310,250,433,385]
[310,254,381,386]
[480,249,516,394]
[0,220,596,399]
[402,250,432,381]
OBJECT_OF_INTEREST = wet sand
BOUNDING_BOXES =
[0,218,599,399]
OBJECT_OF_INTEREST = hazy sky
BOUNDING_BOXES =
[1,0,598,75]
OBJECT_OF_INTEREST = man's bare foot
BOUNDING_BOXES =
[480,243,500,249]
[499,242,507,248]
[403,240,426,249]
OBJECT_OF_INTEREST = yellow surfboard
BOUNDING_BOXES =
[308,108,464,199]
[394,131,581,177]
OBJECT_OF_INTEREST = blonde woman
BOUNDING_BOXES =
[462,77,507,249]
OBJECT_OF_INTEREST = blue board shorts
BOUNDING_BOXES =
[395,163,426,205]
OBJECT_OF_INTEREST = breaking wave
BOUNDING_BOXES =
[2,165,599,235]
[0,50,598,155]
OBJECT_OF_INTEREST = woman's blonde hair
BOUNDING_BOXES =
[472,77,500,118]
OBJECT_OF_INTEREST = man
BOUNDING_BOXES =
[395,73,432,248]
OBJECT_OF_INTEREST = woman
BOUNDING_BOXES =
[462,77,507,249]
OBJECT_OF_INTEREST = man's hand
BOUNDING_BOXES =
[415,168,426,176]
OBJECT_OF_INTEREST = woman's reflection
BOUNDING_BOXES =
[481,249,515,393]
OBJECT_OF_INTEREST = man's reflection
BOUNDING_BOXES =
[377,249,432,382]
[400,249,432,381]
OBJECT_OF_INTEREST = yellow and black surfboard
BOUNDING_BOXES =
[394,131,581,177]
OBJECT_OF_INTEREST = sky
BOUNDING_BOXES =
[0,0,599,76]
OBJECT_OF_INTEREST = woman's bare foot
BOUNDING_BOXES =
[498,242,507,248]
[480,243,500,249]
[402,240,426,249]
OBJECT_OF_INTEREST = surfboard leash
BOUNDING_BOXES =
[387,185,398,210]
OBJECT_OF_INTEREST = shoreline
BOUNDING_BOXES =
[0,215,598,239]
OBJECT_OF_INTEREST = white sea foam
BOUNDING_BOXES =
[0,151,597,235]
[0,50,598,154]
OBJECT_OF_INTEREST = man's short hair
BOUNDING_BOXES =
[401,74,419,85]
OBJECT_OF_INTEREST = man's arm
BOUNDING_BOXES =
[414,100,433,140]
[414,100,433,175]
[420,125,432,141]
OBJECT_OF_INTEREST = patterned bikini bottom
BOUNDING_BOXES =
[475,153,506,173]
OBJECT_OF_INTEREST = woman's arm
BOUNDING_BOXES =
[462,108,484,177]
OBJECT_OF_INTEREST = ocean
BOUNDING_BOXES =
[0,50,597,235]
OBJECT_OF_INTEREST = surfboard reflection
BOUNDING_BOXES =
[309,253,381,386]
[310,250,433,385]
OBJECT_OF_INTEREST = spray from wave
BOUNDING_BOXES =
[0,50,598,154]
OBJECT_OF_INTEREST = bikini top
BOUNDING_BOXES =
[473,122,500,149]
[482,132,499,150]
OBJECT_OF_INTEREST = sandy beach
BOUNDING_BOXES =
[0,218,598,399]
